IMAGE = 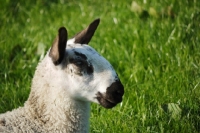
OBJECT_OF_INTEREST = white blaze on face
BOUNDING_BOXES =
[62,42,118,103]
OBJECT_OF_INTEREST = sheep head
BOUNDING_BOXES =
[49,19,124,108]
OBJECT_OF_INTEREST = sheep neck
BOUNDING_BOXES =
[24,57,90,133]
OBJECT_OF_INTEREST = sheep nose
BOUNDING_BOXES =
[106,80,124,103]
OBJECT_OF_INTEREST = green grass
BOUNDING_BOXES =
[0,0,200,132]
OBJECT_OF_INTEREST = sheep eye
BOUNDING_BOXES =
[69,58,84,67]
[69,57,93,75]
[75,61,84,66]
[87,64,94,74]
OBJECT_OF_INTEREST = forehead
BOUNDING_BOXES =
[66,44,113,68]
[66,44,100,58]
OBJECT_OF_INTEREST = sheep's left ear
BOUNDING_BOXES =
[73,18,100,44]
[49,27,68,65]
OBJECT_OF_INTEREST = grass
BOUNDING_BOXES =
[0,0,200,132]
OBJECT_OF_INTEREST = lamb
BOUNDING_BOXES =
[0,18,124,133]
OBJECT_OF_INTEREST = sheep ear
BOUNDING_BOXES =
[49,27,68,65]
[74,18,100,44]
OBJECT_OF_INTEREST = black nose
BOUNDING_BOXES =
[106,80,124,103]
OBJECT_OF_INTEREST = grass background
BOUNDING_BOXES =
[0,0,200,132]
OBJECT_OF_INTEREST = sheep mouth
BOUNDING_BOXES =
[96,92,120,109]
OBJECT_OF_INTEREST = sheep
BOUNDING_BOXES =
[0,18,124,133]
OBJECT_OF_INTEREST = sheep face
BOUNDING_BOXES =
[49,19,124,108]
[63,43,124,108]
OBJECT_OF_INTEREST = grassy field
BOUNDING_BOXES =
[0,0,200,132]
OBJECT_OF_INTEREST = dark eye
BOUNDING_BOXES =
[73,59,85,67]
[70,57,93,75]
[87,64,94,74]
[75,60,84,66]
[69,58,84,67]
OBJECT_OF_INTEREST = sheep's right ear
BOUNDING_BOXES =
[49,27,68,65]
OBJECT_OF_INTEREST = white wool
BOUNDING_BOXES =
[0,55,90,133]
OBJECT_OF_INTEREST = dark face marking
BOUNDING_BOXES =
[96,80,124,109]
[106,80,124,103]
[68,51,94,76]
[86,62,94,75]
[74,51,87,60]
